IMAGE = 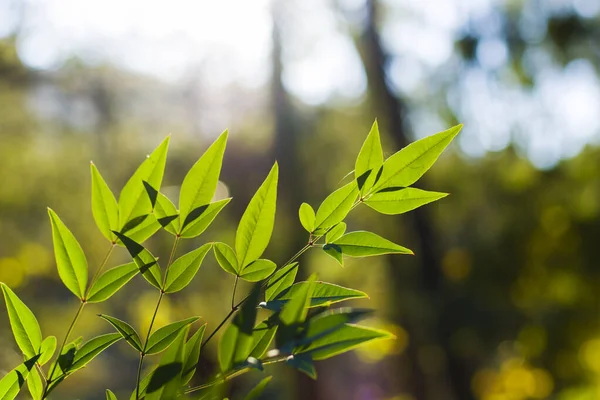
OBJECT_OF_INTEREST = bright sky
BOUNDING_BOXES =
[2,0,600,168]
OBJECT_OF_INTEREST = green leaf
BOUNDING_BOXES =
[265,262,298,301]
[300,308,373,347]
[264,282,367,311]
[47,209,88,299]
[355,120,384,195]
[146,327,188,400]
[0,283,42,359]
[106,389,118,400]
[153,190,180,235]
[0,355,39,400]
[314,181,358,230]
[118,137,169,230]
[98,314,143,352]
[145,317,199,355]
[286,353,316,379]
[280,274,317,326]
[295,323,395,360]
[249,320,277,359]
[213,242,239,276]
[322,244,343,266]
[239,259,276,282]
[182,324,206,385]
[87,262,138,303]
[179,130,228,225]
[325,222,346,243]
[39,336,57,366]
[328,231,413,256]
[113,232,162,290]
[364,187,448,215]
[69,333,122,372]
[298,203,315,233]
[218,285,261,372]
[179,198,232,238]
[48,337,80,382]
[243,376,272,400]
[119,213,161,245]
[373,124,462,192]
[91,162,119,242]
[164,244,211,293]
[235,163,278,268]
[26,367,43,400]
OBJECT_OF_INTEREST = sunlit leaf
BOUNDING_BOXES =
[69,333,122,372]
[243,376,272,400]
[118,137,169,230]
[373,124,462,192]
[0,283,42,359]
[298,203,316,233]
[106,389,118,400]
[355,120,384,195]
[120,213,161,245]
[87,262,138,303]
[164,244,211,293]
[0,355,39,400]
[48,337,80,382]
[322,244,343,266]
[113,232,162,290]
[91,162,119,242]
[239,259,276,282]
[179,198,232,238]
[39,336,57,366]
[235,163,278,268]
[263,281,367,311]
[182,324,206,385]
[327,231,413,256]
[48,209,88,299]
[145,317,199,355]
[213,242,239,276]
[265,263,298,301]
[179,130,228,225]
[314,181,358,230]
[99,314,143,352]
[325,222,346,243]
[280,274,317,326]
[26,367,43,400]
[146,327,188,400]
[153,189,180,235]
[364,187,448,215]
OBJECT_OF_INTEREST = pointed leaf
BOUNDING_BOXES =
[179,198,232,238]
[355,120,384,195]
[146,327,188,400]
[0,283,42,359]
[113,231,162,290]
[106,389,118,400]
[249,320,277,359]
[325,222,346,243]
[244,376,272,400]
[48,337,80,382]
[164,244,211,293]
[286,353,316,379]
[87,262,138,303]
[48,209,88,299]
[280,274,317,326]
[265,262,298,301]
[235,163,278,268]
[182,324,206,385]
[91,163,119,242]
[39,336,57,366]
[263,282,367,311]
[239,259,276,282]
[153,190,180,235]
[179,131,228,223]
[26,367,43,400]
[213,242,239,276]
[298,203,315,233]
[314,181,358,230]
[0,355,39,400]
[329,231,413,256]
[299,308,373,347]
[99,314,143,352]
[119,137,169,229]
[296,323,395,360]
[365,187,448,215]
[322,244,343,266]
[145,317,199,355]
[68,333,122,373]
[373,124,462,192]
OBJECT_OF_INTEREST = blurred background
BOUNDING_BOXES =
[0,0,599,399]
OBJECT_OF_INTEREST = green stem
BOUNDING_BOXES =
[85,244,116,299]
[231,276,239,310]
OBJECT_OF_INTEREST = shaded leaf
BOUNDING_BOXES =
[365,187,448,215]
[235,163,278,268]
[286,353,316,379]
[113,232,162,290]
[153,189,180,235]
[164,244,211,293]
[265,262,298,301]
[99,314,143,352]
[180,198,231,238]
[91,162,119,242]
[48,209,88,299]
[182,324,206,385]
[69,333,122,372]
[329,231,413,256]
[325,222,346,243]
[0,355,39,400]
[355,120,384,195]
[243,376,272,400]
[280,274,317,326]
[239,259,276,282]
[314,181,358,230]
[298,203,315,233]
[87,262,138,303]
[106,389,118,400]
[39,336,57,366]
[0,283,42,359]
[249,320,278,359]
[322,244,343,266]
[120,213,161,245]
[298,308,373,348]
[146,327,188,400]
[213,242,239,276]
[145,317,199,355]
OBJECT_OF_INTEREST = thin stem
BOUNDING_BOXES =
[85,243,116,298]
[231,276,239,310]
[200,308,235,351]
